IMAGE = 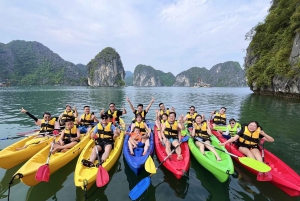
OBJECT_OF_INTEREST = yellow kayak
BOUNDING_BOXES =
[14,133,90,186]
[74,119,125,190]
[0,133,53,169]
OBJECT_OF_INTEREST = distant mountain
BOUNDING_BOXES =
[0,40,88,85]
[125,71,133,77]
[174,67,210,86]
[125,71,133,86]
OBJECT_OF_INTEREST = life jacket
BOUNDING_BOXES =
[130,132,142,142]
[194,121,210,140]
[186,112,197,127]
[164,120,178,139]
[238,126,261,145]
[107,110,119,123]
[161,119,167,124]
[227,122,241,137]
[80,113,93,126]
[64,125,78,139]
[135,121,146,134]
[97,122,113,142]
[61,110,75,123]
[213,112,226,125]
[40,118,56,133]
[135,110,146,120]
[159,109,170,118]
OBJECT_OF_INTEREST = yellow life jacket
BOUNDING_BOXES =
[159,109,170,118]
[40,118,56,133]
[80,113,93,126]
[195,121,210,139]
[161,119,167,124]
[61,110,75,123]
[64,125,78,139]
[164,120,178,139]
[186,112,197,127]
[213,112,226,125]
[97,122,113,141]
[135,110,146,120]
[135,121,146,134]
[107,110,119,123]
[239,126,261,145]
[227,122,241,137]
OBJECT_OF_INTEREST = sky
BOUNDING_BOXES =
[0,0,270,75]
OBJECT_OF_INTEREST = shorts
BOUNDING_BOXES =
[236,141,259,150]
[96,140,114,150]
[63,138,80,144]
[168,138,179,143]
[194,136,211,143]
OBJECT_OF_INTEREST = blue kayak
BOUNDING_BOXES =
[123,125,154,175]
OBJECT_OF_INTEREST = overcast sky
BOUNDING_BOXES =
[0,0,270,75]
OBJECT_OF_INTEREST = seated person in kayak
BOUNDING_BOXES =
[126,96,155,122]
[183,106,205,128]
[16,108,60,150]
[82,114,120,167]
[78,106,98,134]
[100,103,126,125]
[158,103,175,119]
[155,110,168,144]
[191,115,221,161]
[222,118,241,140]
[210,107,227,128]
[219,121,274,162]
[161,112,184,161]
[58,104,78,129]
[128,126,150,156]
[52,119,81,153]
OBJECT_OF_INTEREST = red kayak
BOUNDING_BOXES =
[211,128,300,196]
[154,126,190,179]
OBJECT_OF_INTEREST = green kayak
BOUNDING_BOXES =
[188,135,234,183]
[212,125,227,131]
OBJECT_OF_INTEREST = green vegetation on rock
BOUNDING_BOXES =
[157,71,175,86]
[245,0,300,88]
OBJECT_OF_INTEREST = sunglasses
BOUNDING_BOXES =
[109,105,115,108]
[102,117,108,120]
[230,122,235,124]
[190,109,195,111]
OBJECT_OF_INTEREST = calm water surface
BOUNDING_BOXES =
[0,86,300,201]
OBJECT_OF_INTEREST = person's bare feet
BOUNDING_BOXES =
[216,156,222,161]
[177,154,183,161]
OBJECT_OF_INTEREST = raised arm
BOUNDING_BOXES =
[126,97,135,112]
[73,106,78,118]
[260,130,274,142]
[145,97,155,113]
[206,120,212,135]
[122,106,127,115]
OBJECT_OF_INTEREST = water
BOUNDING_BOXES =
[0,86,299,201]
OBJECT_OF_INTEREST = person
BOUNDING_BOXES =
[155,110,168,144]
[16,108,60,150]
[219,121,274,162]
[222,118,241,139]
[100,103,126,125]
[58,104,78,128]
[78,106,98,134]
[191,115,221,161]
[184,106,198,128]
[82,114,120,167]
[210,107,227,127]
[158,103,175,119]
[161,112,184,161]
[126,97,154,122]
[52,120,81,153]
[128,126,150,156]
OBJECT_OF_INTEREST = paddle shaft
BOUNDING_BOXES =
[46,136,57,164]
[95,140,102,165]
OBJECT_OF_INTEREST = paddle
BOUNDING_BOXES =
[94,140,109,187]
[35,130,59,182]
[257,139,272,181]
[16,129,39,136]
[145,156,156,174]
[195,137,271,173]
[0,131,51,141]
[129,135,189,200]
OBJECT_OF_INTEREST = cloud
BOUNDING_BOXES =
[0,0,270,75]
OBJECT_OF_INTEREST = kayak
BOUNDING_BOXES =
[213,125,227,132]
[154,126,190,179]
[123,124,154,175]
[0,133,53,169]
[74,119,125,190]
[211,129,300,196]
[188,134,234,183]
[13,133,90,186]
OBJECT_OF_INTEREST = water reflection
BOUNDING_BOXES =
[0,163,23,199]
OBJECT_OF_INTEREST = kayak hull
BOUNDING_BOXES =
[74,119,125,190]
[154,126,190,179]
[123,125,154,175]
[14,134,90,186]
[212,130,300,196]
[188,135,234,183]
[0,133,53,169]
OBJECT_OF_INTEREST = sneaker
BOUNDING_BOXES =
[81,159,95,167]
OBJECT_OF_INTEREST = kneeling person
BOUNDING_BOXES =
[52,120,81,153]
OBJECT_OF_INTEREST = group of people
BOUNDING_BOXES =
[19,99,274,165]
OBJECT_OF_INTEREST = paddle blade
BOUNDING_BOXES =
[35,164,50,182]
[96,166,109,187]
[145,156,156,174]
[129,176,151,200]
[238,157,271,173]
[181,135,189,143]
[257,171,272,181]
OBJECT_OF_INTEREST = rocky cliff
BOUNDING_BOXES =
[87,47,125,87]
[133,65,162,86]
[244,0,300,99]
[0,40,87,85]
[174,67,210,86]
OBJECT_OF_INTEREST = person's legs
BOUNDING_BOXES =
[195,141,205,155]
[204,141,221,161]
[239,146,255,159]
[172,140,182,160]
[128,141,134,155]
[102,144,113,162]
[142,139,150,155]
[250,148,262,162]
[89,145,102,163]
